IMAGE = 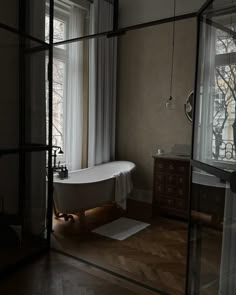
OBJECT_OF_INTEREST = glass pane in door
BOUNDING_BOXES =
[187,167,236,294]
[0,151,48,274]
[193,16,236,170]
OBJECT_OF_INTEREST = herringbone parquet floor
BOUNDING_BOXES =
[0,251,158,295]
[52,206,188,295]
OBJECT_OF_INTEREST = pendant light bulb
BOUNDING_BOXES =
[166,95,176,110]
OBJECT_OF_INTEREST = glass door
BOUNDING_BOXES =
[0,0,53,275]
[187,1,236,294]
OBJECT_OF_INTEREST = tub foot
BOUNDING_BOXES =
[53,200,74,222]
[64,214,74,222]
[55,213,74,222]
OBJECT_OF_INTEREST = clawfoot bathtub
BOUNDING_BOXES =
[53,161,135,222]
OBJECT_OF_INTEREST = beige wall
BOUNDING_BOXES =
[119,0,205,28]
[0,0,18,28]
[116,18,196,198]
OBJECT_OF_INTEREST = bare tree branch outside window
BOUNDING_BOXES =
[45,15,66,151]
[213,27,236,161]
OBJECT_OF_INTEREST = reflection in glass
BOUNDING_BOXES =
[51,0,115,43]
[25,49,48,146]
[48,34,117,170]
[0,28,49,149]
[188,168,236,294]
[193,14,236,168]
[26,0,50,42]
[0,152,48,273]
[46,57,65,149]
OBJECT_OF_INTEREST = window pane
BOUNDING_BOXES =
[0,0,50,43]
[52,0,115,43]
[46,56,65,151]
[45,14,66,49]
[52,59,65,149]
[25,49,48,146]
[193,19,236,169]
[187,167,236,294]
[213,63,236,162]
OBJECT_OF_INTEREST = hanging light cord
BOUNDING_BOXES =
[169,0,176,99]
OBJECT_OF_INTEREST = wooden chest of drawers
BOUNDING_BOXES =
[153,157,190,219]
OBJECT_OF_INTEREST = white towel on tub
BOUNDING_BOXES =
[113,171,133,210]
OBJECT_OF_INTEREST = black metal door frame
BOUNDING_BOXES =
[185,0,236,293]
[0,0,54,276]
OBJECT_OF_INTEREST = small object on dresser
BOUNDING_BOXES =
[157,148,164,155]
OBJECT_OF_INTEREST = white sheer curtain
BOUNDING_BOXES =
[64,6,85,171]
[194,21,216,163]
[88,0,117,167]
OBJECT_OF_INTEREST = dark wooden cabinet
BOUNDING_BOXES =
[153,156,190,219]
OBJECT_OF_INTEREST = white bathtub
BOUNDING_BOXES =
[53,161,135,216]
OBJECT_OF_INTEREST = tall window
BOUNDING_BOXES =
[45,1,90,168]
[212,27,236,162]
[45,8,68,152]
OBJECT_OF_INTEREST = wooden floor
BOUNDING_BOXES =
[0,251,161,295]
[52,206,188,295]
[0,237,48,274]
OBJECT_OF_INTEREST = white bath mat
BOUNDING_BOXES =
[92,217,150,241]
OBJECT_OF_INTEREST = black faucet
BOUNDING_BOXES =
[51,146,68,179]
[52,145,64,170]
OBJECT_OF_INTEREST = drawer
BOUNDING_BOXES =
[175,199,187,210]
[166,186,176,195]
[159,197,175,208]
[165,160,190,175]
[177,188,185,198]
[166,175,187,187]
[155,173,165,184]
[176,163,190,175]
[165,185,187,199]
[166,162,176,174]
[155,160,166,172]
[166,174,177,186]
[177,175,186,185]
[155,183,165,194]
